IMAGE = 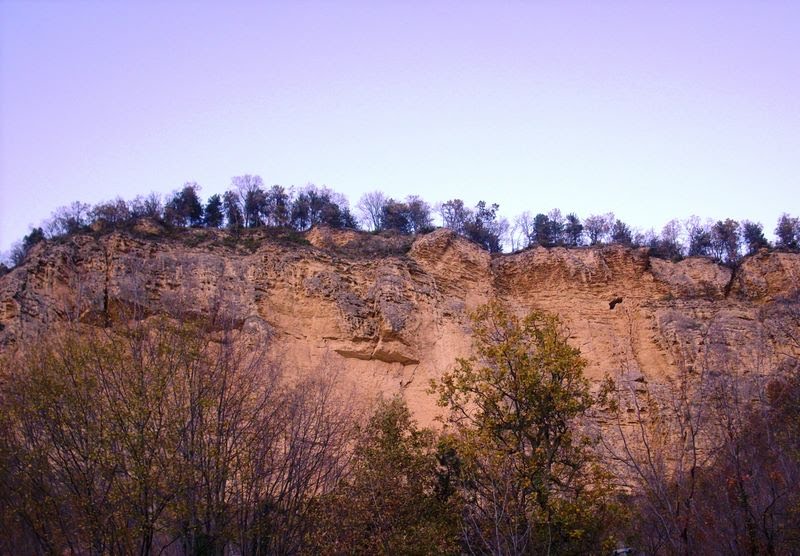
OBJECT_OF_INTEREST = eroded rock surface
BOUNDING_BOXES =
[2,226,799,422]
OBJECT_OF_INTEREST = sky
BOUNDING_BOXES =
[1,1,798,254]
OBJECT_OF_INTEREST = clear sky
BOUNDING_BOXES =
[1,1,798,254]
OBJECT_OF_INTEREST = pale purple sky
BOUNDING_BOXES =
[1,1,798,253]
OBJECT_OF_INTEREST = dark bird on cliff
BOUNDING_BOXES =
[609,296,623,310]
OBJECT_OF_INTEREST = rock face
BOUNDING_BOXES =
[2,227,799,423]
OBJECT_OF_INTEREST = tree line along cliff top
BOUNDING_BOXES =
[4,175,800,274]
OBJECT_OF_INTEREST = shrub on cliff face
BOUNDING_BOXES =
[9,227,45,266]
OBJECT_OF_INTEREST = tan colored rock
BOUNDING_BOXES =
[1,227,798,424]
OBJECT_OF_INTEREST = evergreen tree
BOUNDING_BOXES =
[223,190,244,231]
[611,219,634,246]
[531,213,556,246]
[686,217,713,257]
[380,199,412,233]
[563,213,584,247]
[265,185,291,227]
[243,187,267,228]
[164,183,203,227]
[203,194,224,228]
[741,220,769,255]
[404,195,433,233]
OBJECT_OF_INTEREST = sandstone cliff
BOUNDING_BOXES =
[2,225,799,422]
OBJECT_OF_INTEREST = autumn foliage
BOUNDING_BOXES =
[1,300,799,554]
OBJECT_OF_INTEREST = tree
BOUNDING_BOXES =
[381,198,413,234]
[563,213,584,247]
[356,191,388,231]
[439,199,471,235]
[340,207,358,229]
[378,196,433,235]
[634,228,658,251]
[0,315,356,555]
[264,185,291,227]
[10,227,45,266]
[45,202,91,237]
[511,211,535,250]
[695,365,800,555]
[164,183,203,227]
[91,198,132,228]
[129,193,163,220]
[434,302,622,554]
[600,359,713,555]
[531,213,559,247]
[291,185,356,230]
[584,213,613,245]
[651,219,684,261]
[464,201,504,253]
[185,186,204,227]
[0,319,207,553]
[741,220,769,255]
[223,190,244,231]
[710,218,741,265]
[547,209,565,245]
[231,174,266,228]
[775,214,799,250]
[610,219,634,247]
[243,187,268,228]
[404,195,433,233]
[600,300,800,555]
[686,216,712,257]
[307,397,462,555]
[204,194,224,228]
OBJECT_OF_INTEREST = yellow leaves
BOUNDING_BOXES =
[429,301,623,553]
[1,318,300,552]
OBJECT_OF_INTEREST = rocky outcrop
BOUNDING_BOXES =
[2,226,798,422]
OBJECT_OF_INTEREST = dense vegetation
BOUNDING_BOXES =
[3,175,800,273]
[1,298,799,554]
[2,177,800,552]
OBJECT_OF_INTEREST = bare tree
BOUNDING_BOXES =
[584,213,614,245]
[600,356,715,554]
[44,201,92,237]
[600,300,800,554]
[511,211,535,250]
[438,199,472,235]
[355,191,387,231]
[0,314,359,555]
[232,174,266,228]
